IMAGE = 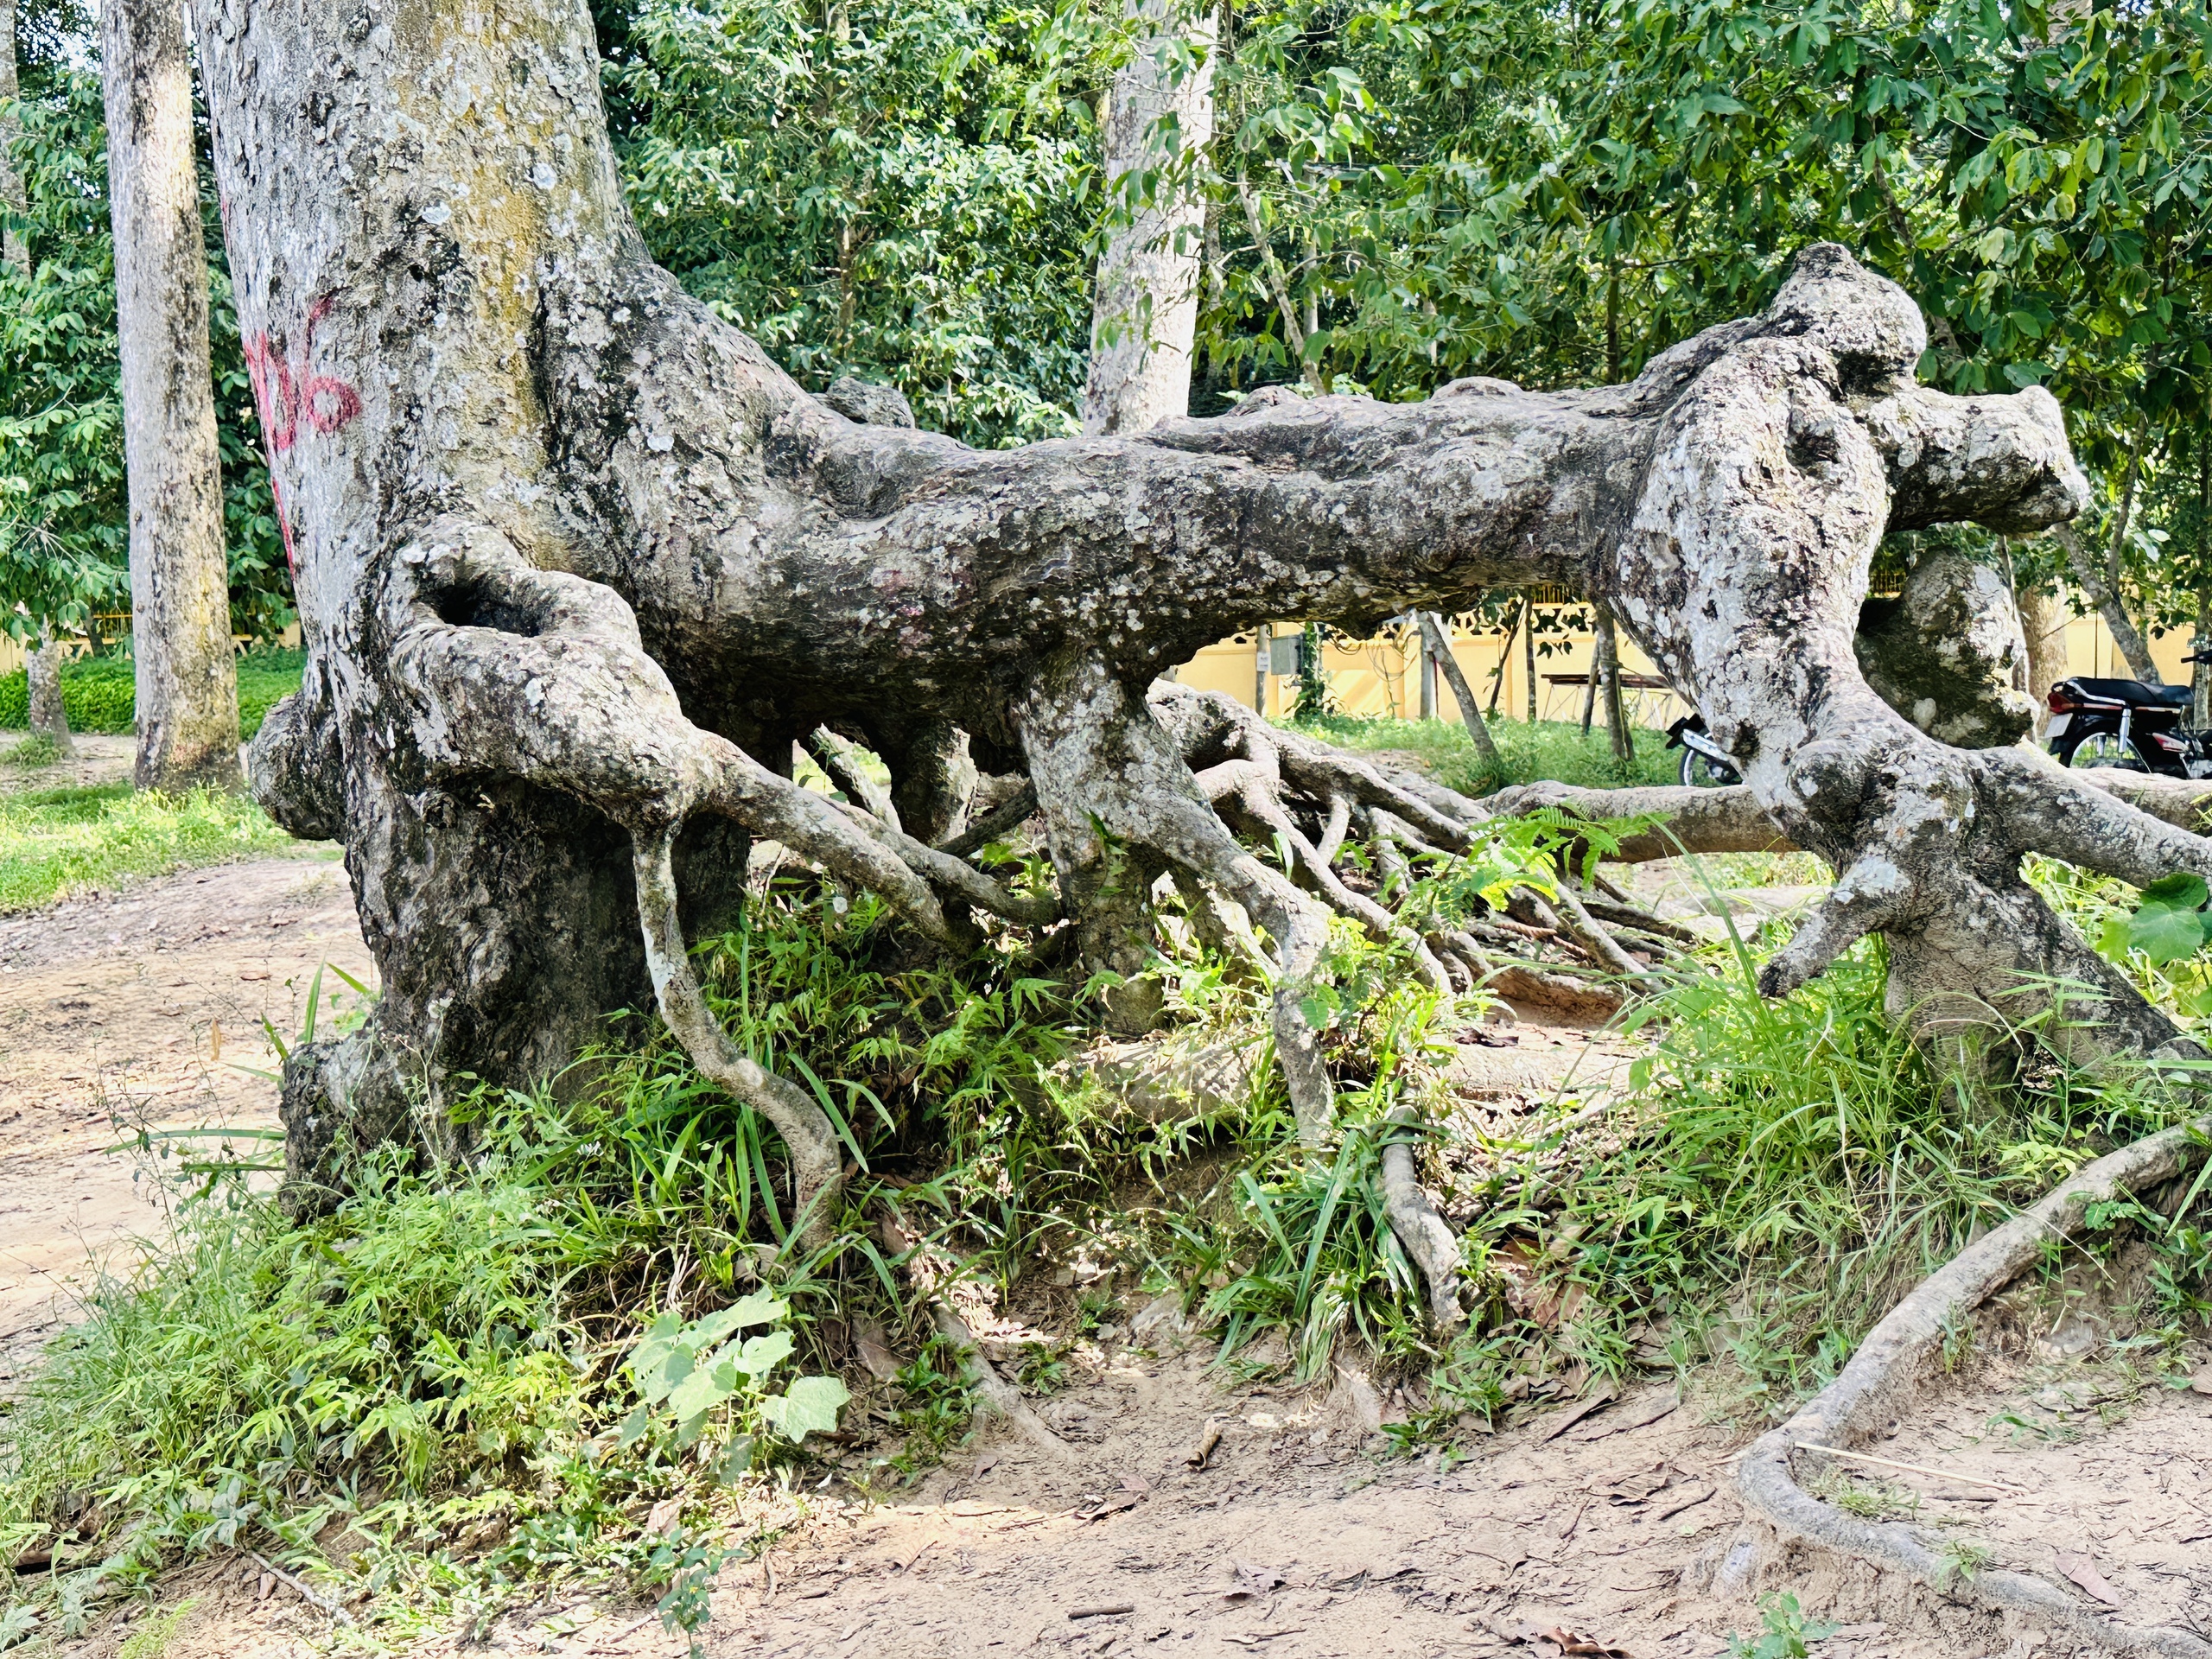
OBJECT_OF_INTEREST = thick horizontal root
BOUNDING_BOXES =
[1480,779,1797,861]
[1726,1108,2212,1656]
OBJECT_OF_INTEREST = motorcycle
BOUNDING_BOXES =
[2046,647,2212,778]
[1665,714,1742,787]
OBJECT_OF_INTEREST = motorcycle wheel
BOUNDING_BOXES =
[1679,747,1741,788]
[2057,730,2149,772]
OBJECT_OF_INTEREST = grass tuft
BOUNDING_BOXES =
[0,784,308,914]
[1287,712,1679,797]
[3,731,60,768]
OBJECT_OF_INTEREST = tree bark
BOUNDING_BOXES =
[188,0,2173,1203]
[1417,611,1500,766]
[25,629,75,755]
[0,0,26,270]
[1082,0,1215,435]
[104,0,240,791]
[1593,603,1631,761]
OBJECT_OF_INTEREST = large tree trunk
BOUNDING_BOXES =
[103,0,240,792]
[1082,0,1215,435]
[193,0,2208,1214]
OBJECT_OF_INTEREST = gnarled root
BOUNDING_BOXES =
[1378,1107,1465,1326]
[328,516,1054,1242]
[1723,1108,2212,1656]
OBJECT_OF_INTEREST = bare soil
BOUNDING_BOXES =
[0,842,372,1384]
[9,842,2209,1659]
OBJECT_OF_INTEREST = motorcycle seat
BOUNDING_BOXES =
[2063,677,2192,709]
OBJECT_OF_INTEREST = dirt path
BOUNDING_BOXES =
[0,852,372,1382]
[75,1335,2212,1659]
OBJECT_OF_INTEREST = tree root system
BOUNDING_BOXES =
[1719,1109,2212,1656]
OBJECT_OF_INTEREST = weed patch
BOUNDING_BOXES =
[1287,712,1677,797]
[0,784,306,914]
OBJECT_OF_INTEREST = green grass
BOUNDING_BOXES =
[0,647,304,741]
[1288,712,1679,797]
[0,783,306,914]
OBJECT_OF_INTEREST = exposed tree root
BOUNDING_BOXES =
[929,1302,1071,1459]
[1724,1109,2212,1656]
[1379,1106,1465,1325]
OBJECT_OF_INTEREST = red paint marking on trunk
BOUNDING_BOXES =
[244,291,362,567]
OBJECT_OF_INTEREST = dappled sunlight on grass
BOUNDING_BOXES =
[0,783,303,914]
[1286,712,1678,796]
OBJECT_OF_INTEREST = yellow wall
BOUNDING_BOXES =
[1174,602,2202,730]
[1173,614,1693,728]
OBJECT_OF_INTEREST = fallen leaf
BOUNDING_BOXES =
[1535,1626,1633,1657]
[1186,1417,1224,1471]
[2190,1364,2212,1397]
[1232,1561,1288,1591]
[1076,1491,1143,1523]
[2053,1549,2123,1607]
[645,1497,683,1537]
[1120,1474,1151,1495]
[855,1321,906,1382]
[1534,1384,1620,1444]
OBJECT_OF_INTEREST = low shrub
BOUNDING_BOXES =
[0,646,304,741]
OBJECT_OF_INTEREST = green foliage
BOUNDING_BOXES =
[0,646,304,739]
[3,731,59,768]
[613,0,1109,446]
[2099,871,2212,967]
[1291,622,1338,720]
[0,651,134,733]
[621,1294,849,1448]
[1726,1592,1840,1659]
[0,783,303,915]
[1288,711,1677,797]
[0,60,291,645]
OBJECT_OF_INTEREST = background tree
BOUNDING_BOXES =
[608,0,1109,448]
[1082,0,1216,434]
[1,0,122,747]
[101,0,237,789]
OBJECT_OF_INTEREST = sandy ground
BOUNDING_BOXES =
[6,821,2209,1659]
[0,836,372,1383]
[63,1337,2212,1659]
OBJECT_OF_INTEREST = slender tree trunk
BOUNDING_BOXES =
[25,629,75,755]
[2052,523,2159,684]
[1488,595,1522,715]
[1417,611,1500,766]
[9,0,73,760]
[0,0,25,270]
[1522,595,1537,723]
[103,0,240,791]
[2018,584,2069,741]
[1580,615,1599,734]
[1082,0,1215,435]
[1595,604,1632,762]
[2195,426,2212,731]
[1416,616,1436,720]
